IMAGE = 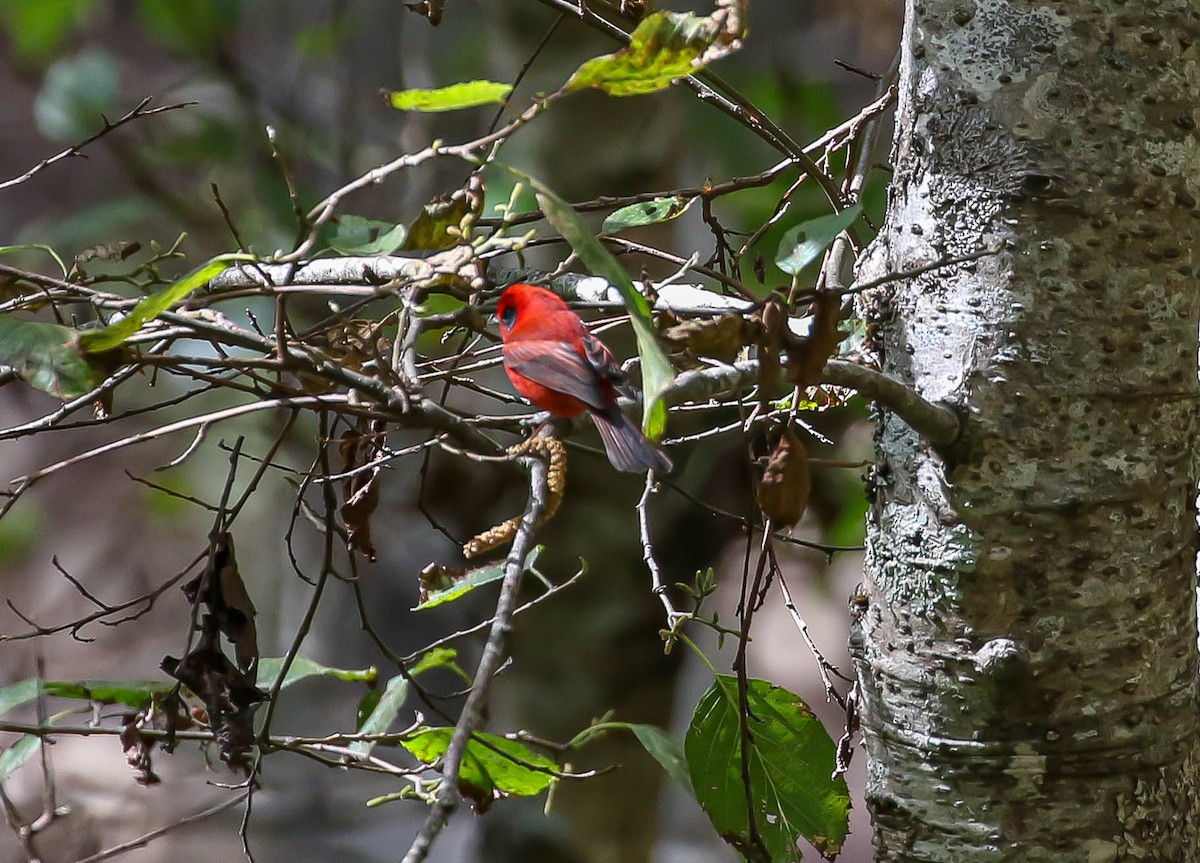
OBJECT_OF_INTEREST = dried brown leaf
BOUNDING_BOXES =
[339,419,385,562]
[757,427,811,529]
[786,292,843,387]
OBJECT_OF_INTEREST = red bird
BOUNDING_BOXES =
[496,283,672,473]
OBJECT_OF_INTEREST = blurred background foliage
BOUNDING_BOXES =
[0,1,897,861]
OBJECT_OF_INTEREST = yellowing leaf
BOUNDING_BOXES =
[387,81,512,112]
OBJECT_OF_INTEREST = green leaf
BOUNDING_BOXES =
[0,736,41,781]
[352,648,466,758]
[775,205,863,276]
[0,0,96,61]
[414,547,542,611]
[256,656,378,691]
[329,215,407,256]
[0,244,68,277]
[0,679,40,716]
[411,647,464,678]
[0,317,103,399]
[33,49,118,142]
[498,164,675,438]
[565,12,723,96]
[685,675,850,861]
[629,723,693,794]
[42,680,172,709]
[387,81,512,112]
[602,196,694,233]
[401,728,557,799]
[79,259,230,353]
[352,675,409,757]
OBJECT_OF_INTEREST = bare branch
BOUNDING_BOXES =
[400,453,550,863]
[0,98,195,193]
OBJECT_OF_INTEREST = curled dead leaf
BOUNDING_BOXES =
[183,533,258,673]
[756,427,811,529]
[786,291,843,387]
[339,419,385,562]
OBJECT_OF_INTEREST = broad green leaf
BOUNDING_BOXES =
[256,656,377,691]
[0,317,103,399]
[630,723,692,794]
[330,215,407,256]
[565,12,718,96]
[387,81,512,112]
[0,679,40,716]
[602,196,694,233]
[499,165,675,438]
[686,675,850,861]
[42,680,172,709]
[414,547,542,611]
[401,728,557,799]
[0,736,40,781]
[79,259,230,352]
[775,205,863,276]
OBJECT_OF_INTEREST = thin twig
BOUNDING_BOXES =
[0,98,195,192]
[400,454,549,863]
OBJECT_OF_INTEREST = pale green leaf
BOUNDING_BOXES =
[602,196,694,232]
[256,656,377,691]
[775,205,863,276]
[388,81,512,112]
[79,259,230,352]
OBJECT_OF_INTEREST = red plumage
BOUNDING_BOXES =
[496,283,672,473]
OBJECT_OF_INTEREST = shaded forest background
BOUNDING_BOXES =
[0,2,899,861]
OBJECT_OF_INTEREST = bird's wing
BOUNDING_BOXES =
[579,332,636,400]
[502,341,609,410]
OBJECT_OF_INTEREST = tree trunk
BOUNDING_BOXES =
[852,0,1200,858]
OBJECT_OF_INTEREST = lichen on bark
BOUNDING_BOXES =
[852,0,1200,858]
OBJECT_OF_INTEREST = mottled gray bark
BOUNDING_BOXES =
[852,0,1200,859]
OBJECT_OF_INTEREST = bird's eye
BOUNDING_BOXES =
[500,304,517,328]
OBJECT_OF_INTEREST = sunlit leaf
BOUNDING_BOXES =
[414,547,542,611]
[686,675,850,861]
[256,656,378,691]
[387,81,512,112]
[401,727,558,802]
[565,12,723,96]
[498,164,675,438]
[602,195,694,232]
[79,259,230,352]
[330,215,407,255]
[775,205,862,276]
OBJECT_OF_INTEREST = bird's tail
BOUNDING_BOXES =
[591,408,673,473]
